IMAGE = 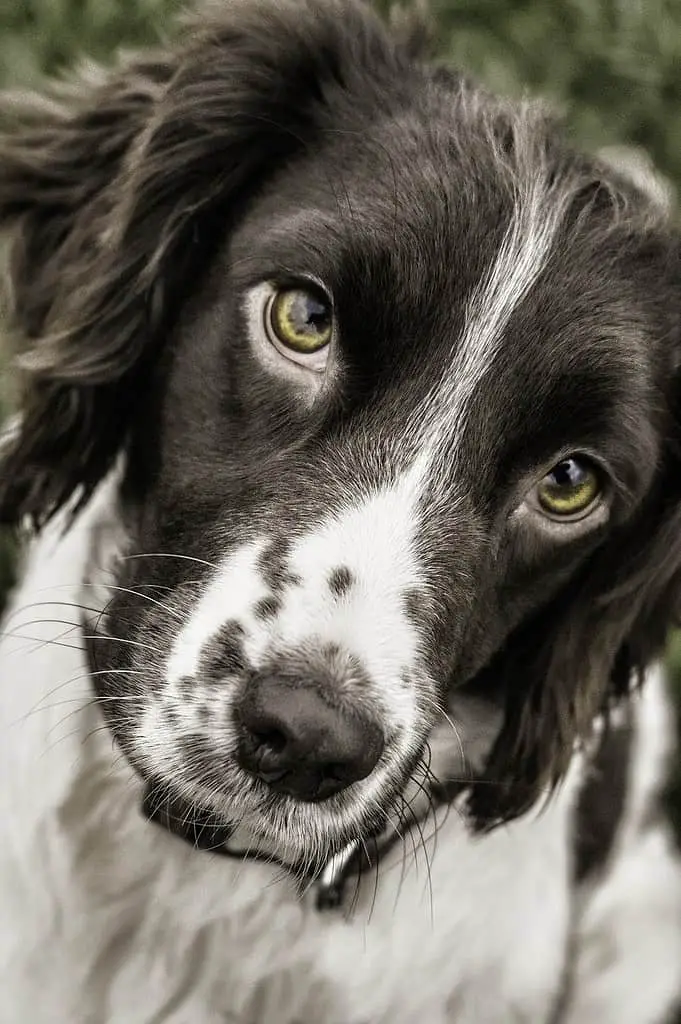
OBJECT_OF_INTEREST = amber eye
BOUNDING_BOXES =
[266,286,333,355]
[537,457,601,518]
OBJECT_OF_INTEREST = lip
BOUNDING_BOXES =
[140,779,362,889]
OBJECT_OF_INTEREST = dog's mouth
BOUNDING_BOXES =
[140,781,378,908]
[139,736,469,910]
[141,773,391,868]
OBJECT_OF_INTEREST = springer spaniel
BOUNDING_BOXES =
[0,2,680,1021]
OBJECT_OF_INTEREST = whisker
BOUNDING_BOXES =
[365,833,381,926]
[78,581,186,623]
[3,582,188,634]
[1,617,165,657]
[3,599,115,629]
[2,615,88,657]
[390,801,410,914]
[21,667,144,723]
[123,552,220,572]
[2,631,88,654]
[405,795,435,923]
[398,794,422,878]
[421,694,468,773]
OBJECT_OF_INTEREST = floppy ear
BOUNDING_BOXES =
[0,0,407,526]
[0,53,173,523]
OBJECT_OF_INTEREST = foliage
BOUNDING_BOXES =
[0,0,181,89]
[1,0,681,204]
[430,0,681,195]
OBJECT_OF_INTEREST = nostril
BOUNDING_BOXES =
[251,727,288,755]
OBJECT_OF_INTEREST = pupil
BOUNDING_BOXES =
[293,292,328,334]
[551,459,584,488]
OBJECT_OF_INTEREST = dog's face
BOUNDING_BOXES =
[2,0,681,868]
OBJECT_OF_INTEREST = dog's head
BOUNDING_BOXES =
[2,0,681,868]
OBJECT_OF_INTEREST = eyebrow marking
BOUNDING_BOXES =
[198,620,247,681]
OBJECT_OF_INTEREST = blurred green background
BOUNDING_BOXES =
[0,0,679,834]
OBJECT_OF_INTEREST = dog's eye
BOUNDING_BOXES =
[537,457,601,519]
[266,286,333,358]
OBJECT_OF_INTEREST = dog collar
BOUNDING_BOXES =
[139,770,476,911]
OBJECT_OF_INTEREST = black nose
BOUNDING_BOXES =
[234,675,384,801]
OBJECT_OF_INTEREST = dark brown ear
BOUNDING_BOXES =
[0,0,407,526]
[0,52,172,524]
[0,55,172,340]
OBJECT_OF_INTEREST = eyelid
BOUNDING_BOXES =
[535,448,611,483]
[510,499,610,544]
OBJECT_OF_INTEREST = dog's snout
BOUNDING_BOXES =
[234,675,384,801]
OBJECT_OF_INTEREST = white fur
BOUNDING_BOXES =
[166,471,427,707]
[1,482,680,1023]
[560,667,681,1024]
[166,537,269,682]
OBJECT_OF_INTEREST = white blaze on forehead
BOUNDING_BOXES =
[414,160,574,478]
[164,161,572,691]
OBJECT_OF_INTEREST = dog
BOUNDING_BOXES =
[1,1,681,1020]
